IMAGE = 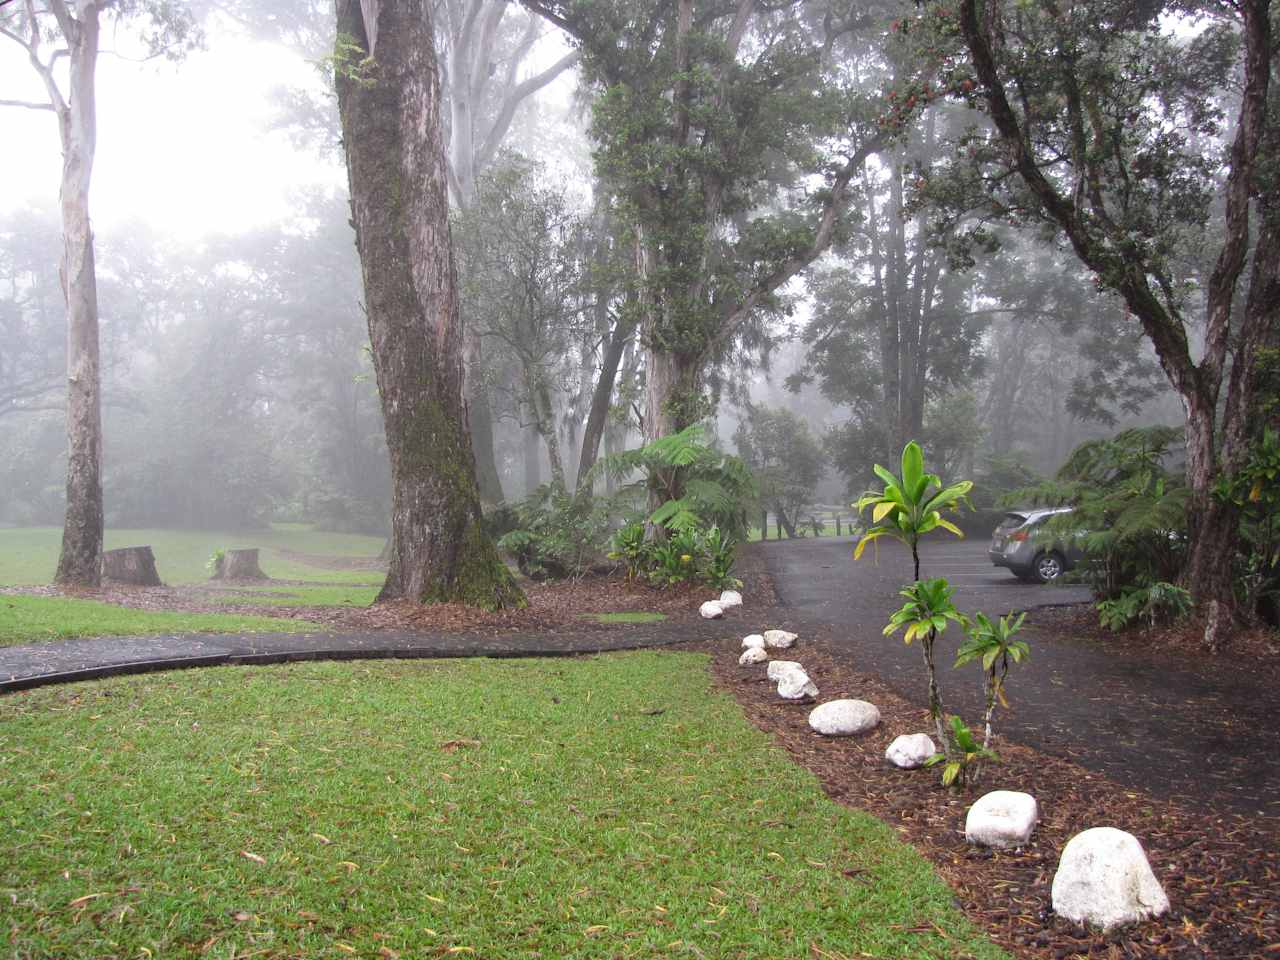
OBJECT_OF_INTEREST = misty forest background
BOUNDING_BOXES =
[0,0,1187,537]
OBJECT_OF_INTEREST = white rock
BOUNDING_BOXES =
[885,733,937,769]
[699,601,724,619]
[719,590,743,608]
[766,660,801,681]
[741,634,766,650]
[777,671,818,700]
[965,791,1039,849]
[807,699,880,736]
[762,629,798,649]
[738,646,768,666]
[1051,827,1170,932]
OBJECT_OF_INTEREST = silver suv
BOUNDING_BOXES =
[989,507,1082,583]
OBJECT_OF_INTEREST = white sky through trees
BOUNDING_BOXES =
[2,18,343,240]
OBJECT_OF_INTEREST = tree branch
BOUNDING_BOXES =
[476,48,579,169]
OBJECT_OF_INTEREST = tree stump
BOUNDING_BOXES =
[212,548,268,581]
[101,546,162,586]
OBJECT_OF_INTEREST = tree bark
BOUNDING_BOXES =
[335,0,523,610]
[212,548,268,581]
[102,546,161,586]
[51,2,105,588]
[574,308,635,494]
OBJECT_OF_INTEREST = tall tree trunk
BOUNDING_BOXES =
[335,0,522,610]
[54,3,105,588]
[523,424,542,494]
[575,313,635,493]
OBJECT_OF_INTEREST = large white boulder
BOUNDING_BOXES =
[719,590,743,609]
[699,601,725,620]
[741,634,766,650]
[738,646,768,666]
[762,629,798,649]
[965,791,1039,849]
[885,733,937,769]
[1051,827,1170,931]
[807,699,880,736]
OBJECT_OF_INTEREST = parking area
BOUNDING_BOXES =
[765,534,1093,628]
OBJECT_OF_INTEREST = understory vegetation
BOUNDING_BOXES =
[1006,423,1280,632]
[0,654,1005,959]
[496,425,753,590]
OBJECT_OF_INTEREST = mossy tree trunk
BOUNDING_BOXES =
[334,0,523,610]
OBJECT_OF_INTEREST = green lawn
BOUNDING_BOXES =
[0,525,385,586]
[0,652,1005,960]
[0,595,320,648]
[206,584,383,608]
[578,611,669,624]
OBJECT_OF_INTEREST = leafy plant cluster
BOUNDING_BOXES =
[495,425,751,589]
[496,485,626,581]
[857,442,1030,787]
[609,520,740,591]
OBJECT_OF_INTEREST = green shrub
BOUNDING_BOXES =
[1096,582,1194,631]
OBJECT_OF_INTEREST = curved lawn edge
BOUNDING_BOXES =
[0,620,728,694]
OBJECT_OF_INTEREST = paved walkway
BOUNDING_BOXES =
[758,535,1280,817]
[0,618,724,694]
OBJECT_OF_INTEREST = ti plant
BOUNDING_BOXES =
[854,441,973,580]
[924,716,997,788]
[884,577,966,754]
[955,611,1029,755]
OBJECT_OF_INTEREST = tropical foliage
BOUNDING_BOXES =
[854,441,972,580]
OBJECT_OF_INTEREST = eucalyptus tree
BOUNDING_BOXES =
[930,0,1277,645]
[453,158,587,490]
[0,0,199,585]
[521,0,895,514]
[334,0,523,608]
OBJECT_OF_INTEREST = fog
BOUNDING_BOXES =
[0,1,1187,537]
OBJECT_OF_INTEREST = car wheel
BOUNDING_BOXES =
[1033,551,1065,583]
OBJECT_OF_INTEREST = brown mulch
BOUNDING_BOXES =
[696,549,1280,960]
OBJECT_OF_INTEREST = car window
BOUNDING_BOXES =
[995,513,1027,533]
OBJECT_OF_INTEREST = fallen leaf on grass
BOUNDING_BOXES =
[67,893,106,909]
[312,833,333,845]
[440,739,482,752]
[239,850,266,864]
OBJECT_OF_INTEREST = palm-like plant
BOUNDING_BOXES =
[884,577,966,752]
[955,612,1029,753]
[854,441,973,580]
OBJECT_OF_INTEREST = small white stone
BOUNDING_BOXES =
[965,791,1039,849]
[807,699,880,736]
[719,590,743,608]
[699,601,724,619]
[766,661,817,699]
[885,733,937,769]
[738,646,768,666]
[762,629,798,649]
[1052,827,1170,932]
[741,634,766,650]
[766,660,801,681]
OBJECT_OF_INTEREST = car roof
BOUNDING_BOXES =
[1009,506,1073,522]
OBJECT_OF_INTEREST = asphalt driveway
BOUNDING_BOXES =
[759,534,1280,816]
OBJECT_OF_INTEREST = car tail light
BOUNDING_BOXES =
[1009,530,1029,542]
